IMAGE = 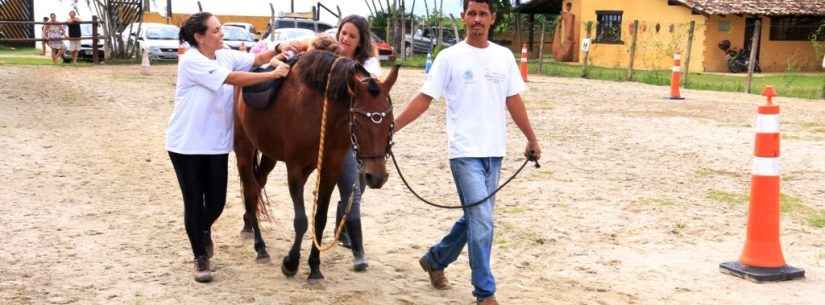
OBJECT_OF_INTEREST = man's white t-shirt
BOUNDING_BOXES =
[165,48,255,155]
[420,41,526,159]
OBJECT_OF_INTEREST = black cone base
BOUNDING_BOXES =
[720,261,805,283]
[667,96,685,100]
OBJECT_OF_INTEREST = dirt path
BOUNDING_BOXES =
[1,64,824,305]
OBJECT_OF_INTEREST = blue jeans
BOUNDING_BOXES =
[423,157,502,299]
[335,149,366,256]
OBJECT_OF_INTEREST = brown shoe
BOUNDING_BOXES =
[193,256,213,283]
[477,296,499,305]
[419,257,450,290]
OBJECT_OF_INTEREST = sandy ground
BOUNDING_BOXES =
[1,63,825,305]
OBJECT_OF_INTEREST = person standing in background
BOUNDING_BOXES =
[66,10,82,64]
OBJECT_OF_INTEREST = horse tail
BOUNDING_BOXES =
[251,149,274,222]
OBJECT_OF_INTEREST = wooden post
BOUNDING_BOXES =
[528,14,535,53]
[399,0,405,62]
[538,17,547,73]
[92,15,99,64]
[746,19,761,94]
[515,13,521,53]
[627,20,639,80]
[684,20,695,86]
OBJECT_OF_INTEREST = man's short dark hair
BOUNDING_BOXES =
[463,0,495,13]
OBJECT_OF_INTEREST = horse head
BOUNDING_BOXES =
[297,50,399,189]
[346,64,399,188]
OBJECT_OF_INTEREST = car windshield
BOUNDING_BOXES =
[146,26,179,40]
[271,29,314,41]
[222,26,251,41]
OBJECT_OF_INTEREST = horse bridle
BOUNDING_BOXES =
[348,80,394,165]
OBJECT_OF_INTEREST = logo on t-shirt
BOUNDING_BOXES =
[463,70,474,83]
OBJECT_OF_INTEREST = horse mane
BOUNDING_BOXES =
[294,50,376,103]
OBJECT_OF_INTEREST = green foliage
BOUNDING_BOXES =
[527,58,825,100]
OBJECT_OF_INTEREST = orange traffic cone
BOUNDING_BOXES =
[668,52,684,100]
[519,43,528,82]
[720,86,804,282]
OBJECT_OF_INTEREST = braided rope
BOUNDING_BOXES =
[309,57,353,252]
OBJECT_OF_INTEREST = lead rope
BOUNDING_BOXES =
[309,57,355,252]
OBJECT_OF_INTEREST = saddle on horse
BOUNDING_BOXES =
[242,56,299,110]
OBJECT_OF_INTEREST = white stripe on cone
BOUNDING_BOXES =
[674,54,681,60]
[672,66,681,72]
[755,115,780,133]
[752,157,781,176]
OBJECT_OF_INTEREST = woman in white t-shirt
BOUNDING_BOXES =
[330,15,381,272]
[165,12,289,283]
[286,14,381,272]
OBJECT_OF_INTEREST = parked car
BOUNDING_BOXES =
[272,17,333,33]
[224,22,259,37]
[322,28,396,62]
[62,22,104,62]
[262,28,316,49]
[222,25,256,51]
[127,22,181,61]
[403,26,459,56]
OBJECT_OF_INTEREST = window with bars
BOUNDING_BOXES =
[770,16,825,41]
[595,11,623,44]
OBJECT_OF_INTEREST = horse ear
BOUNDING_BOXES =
[382,64,400,90]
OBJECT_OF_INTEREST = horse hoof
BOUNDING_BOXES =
[307,272,325,283]
[281,256,298,277]
[240,230,254,240]
[256,253,271,264]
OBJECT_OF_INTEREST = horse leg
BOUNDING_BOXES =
[242,155,276,238]
[307,173,337,282]
[235,139,271,263]
[282,164,312,277]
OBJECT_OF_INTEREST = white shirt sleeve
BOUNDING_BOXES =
[420,52,449,100]
[183,54,231,92]
[218,49,256,72]
[506,51,526,97]
[363,57,382,77]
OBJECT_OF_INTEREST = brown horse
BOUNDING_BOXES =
[233,49,399,281]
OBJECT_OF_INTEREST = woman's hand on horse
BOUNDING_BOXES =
[271,63,290,79]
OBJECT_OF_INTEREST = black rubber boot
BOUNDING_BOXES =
[347,219,368,272]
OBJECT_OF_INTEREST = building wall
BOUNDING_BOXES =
[144,12,270,35]
[703,15,821,72]
[572,0,707,72]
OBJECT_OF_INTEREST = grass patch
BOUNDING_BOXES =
[696,167,740,178]
[707,190,748,205]
[521,57,825,100]
[800,122,825,134]
[636,198,675,207]
[500,206,528,214]
[708,190,825,228]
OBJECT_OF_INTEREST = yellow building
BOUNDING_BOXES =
[550,0,825,72]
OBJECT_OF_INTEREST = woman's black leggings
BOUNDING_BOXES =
[168,152,228,258]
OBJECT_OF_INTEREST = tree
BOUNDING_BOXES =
[85,0,144,60]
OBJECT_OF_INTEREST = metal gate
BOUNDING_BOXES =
[0,0,34,47]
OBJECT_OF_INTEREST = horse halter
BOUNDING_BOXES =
[348,80,394,164]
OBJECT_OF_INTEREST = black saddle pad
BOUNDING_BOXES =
[242,57,298,110]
